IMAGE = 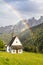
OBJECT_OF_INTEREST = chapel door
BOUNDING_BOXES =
[16,49,18,53]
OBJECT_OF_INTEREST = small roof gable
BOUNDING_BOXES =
[8,36,16,46]
[8,36,22,46]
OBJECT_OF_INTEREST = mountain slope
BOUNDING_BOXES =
[18,23,43,53]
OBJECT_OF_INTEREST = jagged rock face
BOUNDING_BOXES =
[28,16,43,27]
[0,16,43,34]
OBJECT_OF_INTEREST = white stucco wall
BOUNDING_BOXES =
[18,49,23,54]
[11,50,16,54]
[11,49,23,54]
[12,37,22,46]
[7,46,10,52]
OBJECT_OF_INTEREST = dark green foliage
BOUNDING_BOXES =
[24,46,32,52]
[0,40,5,51]
[19,23,43,53]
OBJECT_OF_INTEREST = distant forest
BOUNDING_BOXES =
[19,23,43,53]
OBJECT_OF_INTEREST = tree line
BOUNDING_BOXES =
[20,24,43,53]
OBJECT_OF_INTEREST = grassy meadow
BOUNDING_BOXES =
[0,52,43,65]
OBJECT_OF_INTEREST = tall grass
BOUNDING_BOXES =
[0,52,43,65]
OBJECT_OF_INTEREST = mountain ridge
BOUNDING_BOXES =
[0,16,43,34]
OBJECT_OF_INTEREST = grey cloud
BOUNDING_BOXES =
[4,0,41,13]
[10,1,39,13]
[4,0,27,2]
[4,0,43,15]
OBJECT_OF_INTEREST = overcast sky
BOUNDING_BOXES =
[0,0,43,26]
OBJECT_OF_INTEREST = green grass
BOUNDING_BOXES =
[0,52,43,65]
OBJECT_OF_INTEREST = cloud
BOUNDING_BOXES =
[30,0,43,3]
[0,0,20,26]
[2,0,43,15]
[4,0,27,2]
[12,0,43,19]
[7,0,43,14]
[0,0,43,26]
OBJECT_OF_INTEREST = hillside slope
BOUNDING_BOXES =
[19,23,43,53]
[19,23,43,40]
